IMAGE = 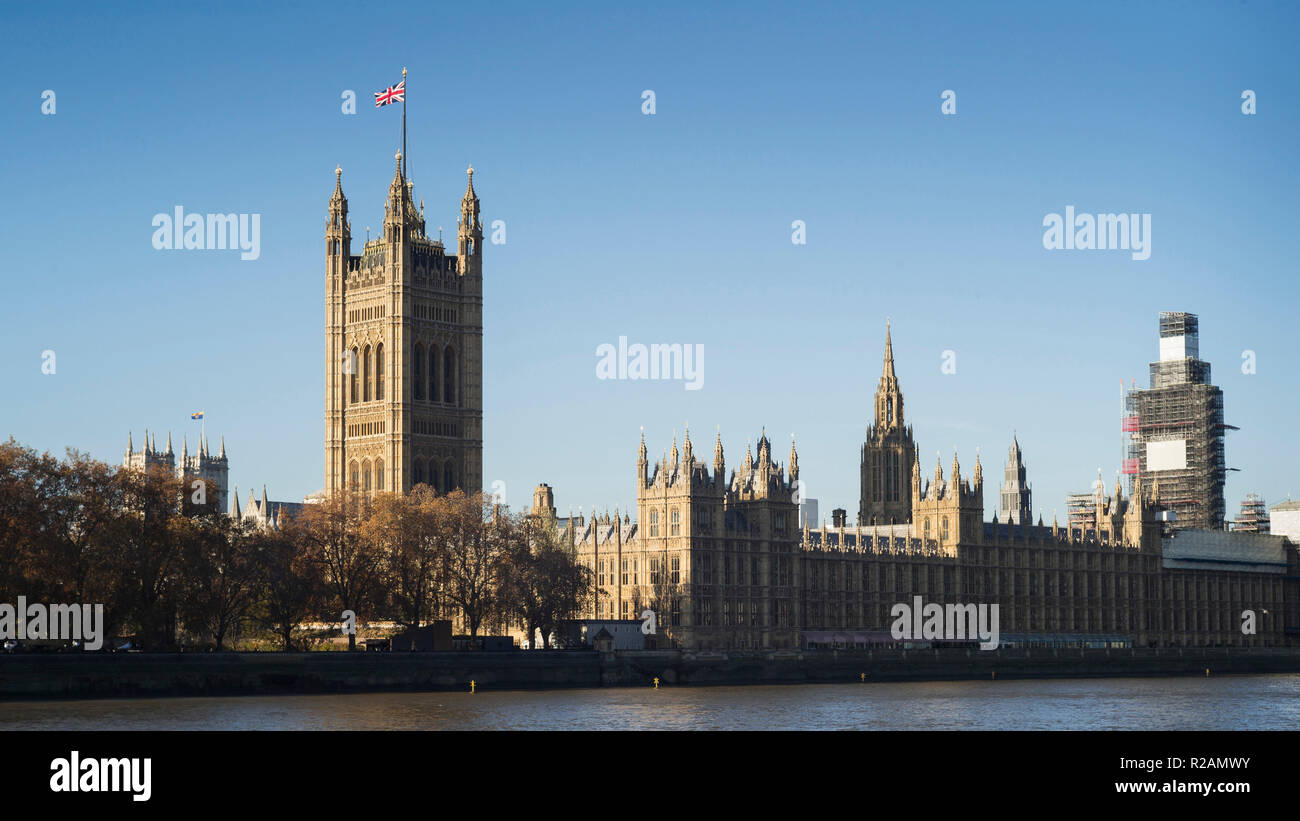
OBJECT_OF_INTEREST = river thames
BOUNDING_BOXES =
[3,674,1299,730]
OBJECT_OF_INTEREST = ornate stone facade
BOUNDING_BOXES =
[324,156,483,496]
[541,327,1297,651]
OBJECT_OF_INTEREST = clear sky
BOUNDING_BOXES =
[2,1,1297,523]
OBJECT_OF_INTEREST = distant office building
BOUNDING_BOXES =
[1271,500,1300,543]
[1232,493,1270,533]
[998,435,1032,524]
[1131,312,1230,530]
[799,497,819,529]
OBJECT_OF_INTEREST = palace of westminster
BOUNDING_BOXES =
[121,145,1300,652]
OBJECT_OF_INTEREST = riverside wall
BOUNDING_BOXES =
[3,647,1300,700]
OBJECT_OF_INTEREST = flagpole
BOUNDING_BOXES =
[402,66,407,180]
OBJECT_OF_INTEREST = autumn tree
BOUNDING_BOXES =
[442,490,505,641]
[298,491,383,650]
[176,514,262,650]
[364,486,448,636]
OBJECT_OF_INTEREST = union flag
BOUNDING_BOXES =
[374,80,405,107]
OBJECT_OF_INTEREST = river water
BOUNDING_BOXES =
[3,674,1299,730]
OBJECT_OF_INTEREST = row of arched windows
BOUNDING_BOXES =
[411,458,457,493]
[412,342,456,404]
[347,341,458,406]
[348,458,386,492]
[349,343,384,405]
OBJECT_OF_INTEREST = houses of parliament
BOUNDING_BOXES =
[535,328,1299,652]
[312,143,1298,653]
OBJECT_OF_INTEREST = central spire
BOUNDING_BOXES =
[883,320,896,381]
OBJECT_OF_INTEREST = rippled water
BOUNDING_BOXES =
[4,675,1299,730]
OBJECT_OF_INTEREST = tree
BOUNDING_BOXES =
[176,515,262,650]
[364,487,447,636]
[298,491,382,650]
[442,490,504,641]
[252,515,324,651]
[111,463,186,649]
[500,514,595,649]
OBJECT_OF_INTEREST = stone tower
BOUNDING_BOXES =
[324,156,484,496]
[998,434,1032,525]
[859,322,915,525]
[911,449,984,554]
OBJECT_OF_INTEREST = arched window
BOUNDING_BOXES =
[349,347,359,404]
[430,462,440,493]
[363,345,372,402]
[443,346,455,404]
[444,460,454,492]
[375,458,384,491]
[413,343,425,401]
[375,343,384,401]
[941,516,949,542]
[649,509,659,538]
[349,461,359,491]
[413,459,424,487]
[886,396,893,425]
[362,459,372,492]
[429,343,440,402]
[924,518,931,540]
[670,507,680,536]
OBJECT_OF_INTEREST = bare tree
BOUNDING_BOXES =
[298,491,383,650]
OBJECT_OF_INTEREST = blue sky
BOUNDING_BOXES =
[2,0,1297,523]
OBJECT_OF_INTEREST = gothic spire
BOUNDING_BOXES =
[883,320,896,381]
[331,165,345,203]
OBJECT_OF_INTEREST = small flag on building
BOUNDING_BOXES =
[374,80,405,108]
[191,411,204,420]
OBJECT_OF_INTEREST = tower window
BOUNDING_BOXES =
[444,460,455,492]
[414,343,425,401]
[375,458,384,491]
[349,461,359,491]
[670,507,680,536]
[363,345,372,402]
[941,516,949,542]
[349,347,359,404]
[363,459,372,492]
[375,343,384,400]
[444,346,456,404]
[649,509,659,538]
[430,343,440,402]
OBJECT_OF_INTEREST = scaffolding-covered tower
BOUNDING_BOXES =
[1132,312,1232,530]
[1233,493,1270,533]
